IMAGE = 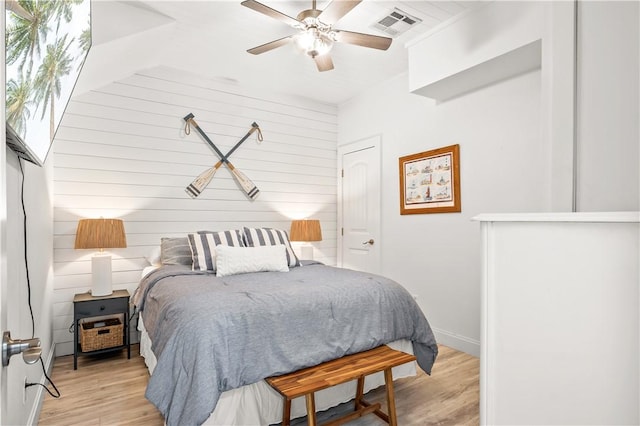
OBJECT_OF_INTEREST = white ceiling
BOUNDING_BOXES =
[75,0,480,105]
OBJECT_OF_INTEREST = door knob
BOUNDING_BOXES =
[2,331,41,366]
[362,239,374,245]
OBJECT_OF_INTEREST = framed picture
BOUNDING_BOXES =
[399,144,461,215]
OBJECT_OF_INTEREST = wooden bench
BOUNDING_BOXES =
[266,345,417,426]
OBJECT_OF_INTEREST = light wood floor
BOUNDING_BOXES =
[39,344,479,425]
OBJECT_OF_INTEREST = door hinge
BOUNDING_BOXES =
[341,169,344,178]
[341,227,344,236]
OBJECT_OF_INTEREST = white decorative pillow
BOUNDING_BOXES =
[215,244,289,277]
[242,227,300,267]
[145,246,162,266]
[188,230,245,272]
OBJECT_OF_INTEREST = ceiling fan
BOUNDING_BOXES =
[241,0,392,72]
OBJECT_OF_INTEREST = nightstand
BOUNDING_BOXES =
[73,289,131,370]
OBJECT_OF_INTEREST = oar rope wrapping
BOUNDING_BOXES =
[184,119,263,143]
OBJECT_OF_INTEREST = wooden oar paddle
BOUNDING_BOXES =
[183,114,262,199]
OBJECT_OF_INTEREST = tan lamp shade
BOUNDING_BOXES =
[289,219,322,242]
[75,218,126,297]
[74,218,127,250]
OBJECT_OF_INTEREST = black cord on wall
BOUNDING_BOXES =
[18,159,61,399]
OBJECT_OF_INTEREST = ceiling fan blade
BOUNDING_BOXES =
[241,0,301,27]
[247,36,293,55]
[313,54,334,72]
[318,0,361,25]
[334,30,392,50]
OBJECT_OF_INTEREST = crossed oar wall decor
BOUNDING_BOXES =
[183,113,263,199]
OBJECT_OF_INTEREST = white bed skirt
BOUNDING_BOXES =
[138,316,416,425]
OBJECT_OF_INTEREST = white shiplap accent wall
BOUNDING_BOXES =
[52,66,337,355]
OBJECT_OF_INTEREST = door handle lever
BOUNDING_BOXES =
[362,239,374,245]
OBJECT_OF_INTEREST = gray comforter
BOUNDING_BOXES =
[133,262,438,426]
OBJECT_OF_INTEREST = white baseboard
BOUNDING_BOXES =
[54,341,73,357]
[27,341,55,426]
[432,327,480,357]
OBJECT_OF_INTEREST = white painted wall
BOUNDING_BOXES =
[52,66,338,356]
[336,0,638,358]
[338,68,546,355]
[577,1,639,211]
[407,1,545,97]
[408,0,639,214]
[408,1,576,212]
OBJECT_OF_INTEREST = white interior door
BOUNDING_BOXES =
[0,149,5,426]
[338,136,381,274]
[1,9,7,421]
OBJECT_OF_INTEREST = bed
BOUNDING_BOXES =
[133,228,438,426]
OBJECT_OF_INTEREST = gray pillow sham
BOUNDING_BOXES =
[160,237,193,266]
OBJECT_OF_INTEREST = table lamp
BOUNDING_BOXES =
[74,218,127,296]
[290,219,322,260]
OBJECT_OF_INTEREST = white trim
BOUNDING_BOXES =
[431,327,480,358]
[479,222,493,425]
[473,211,640,223]
[572,0,579,211]
[26,342,55,426]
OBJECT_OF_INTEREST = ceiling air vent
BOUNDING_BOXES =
[372,8,422,37]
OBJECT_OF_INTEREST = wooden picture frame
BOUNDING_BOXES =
[399,144,461,215]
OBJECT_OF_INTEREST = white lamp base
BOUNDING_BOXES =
[300,245,314,260]
[91,253,113,296]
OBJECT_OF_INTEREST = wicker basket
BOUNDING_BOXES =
[80,318,123,352]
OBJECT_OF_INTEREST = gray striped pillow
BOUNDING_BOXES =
[188,230,245,272]
[242,227,300,267]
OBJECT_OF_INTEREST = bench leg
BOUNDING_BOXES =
[354,376,365,411]
[384,368,397,426]
[306,393,317,426]
[282,398,292,426]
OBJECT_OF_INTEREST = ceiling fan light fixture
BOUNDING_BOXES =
[242,0,392,72]
[295,28,335,58]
